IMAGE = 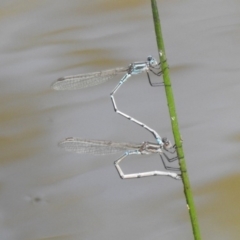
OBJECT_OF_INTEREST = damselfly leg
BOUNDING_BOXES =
[147,58,169,87]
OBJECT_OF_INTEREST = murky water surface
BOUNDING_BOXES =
[1,1,240,239]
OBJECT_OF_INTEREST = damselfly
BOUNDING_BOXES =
[59,137,181,180]
[52,56,164,91]
[52,56,167,144]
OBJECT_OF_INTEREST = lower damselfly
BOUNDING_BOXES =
[59,137,181,180]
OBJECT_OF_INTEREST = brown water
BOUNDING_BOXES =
[1,1,240,239]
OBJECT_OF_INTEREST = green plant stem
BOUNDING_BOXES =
[151,1,201,240]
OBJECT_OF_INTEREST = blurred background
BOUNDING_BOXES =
[0,0,240,239]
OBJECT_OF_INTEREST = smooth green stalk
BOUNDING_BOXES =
[151,1,201,239]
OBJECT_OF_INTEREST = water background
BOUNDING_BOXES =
[1,1,240,239]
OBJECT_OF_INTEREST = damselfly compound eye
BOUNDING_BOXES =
[147,56,153,61]
[162,137,172,149]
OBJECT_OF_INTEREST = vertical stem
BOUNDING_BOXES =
[151,1,202,240]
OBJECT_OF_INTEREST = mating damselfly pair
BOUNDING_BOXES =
[52,55,181,180]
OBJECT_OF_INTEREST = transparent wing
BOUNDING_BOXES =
[59,137,141,155]
[52,67,128,90]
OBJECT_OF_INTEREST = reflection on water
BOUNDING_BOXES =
[196,174,240,240]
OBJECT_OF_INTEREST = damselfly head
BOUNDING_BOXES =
[162,137,172,149]
[147,55,158,67]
